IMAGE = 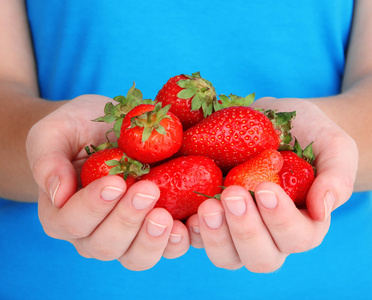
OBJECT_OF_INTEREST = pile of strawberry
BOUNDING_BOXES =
[81,72,316,220]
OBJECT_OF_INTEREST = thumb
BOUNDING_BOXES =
[26,121,78,208]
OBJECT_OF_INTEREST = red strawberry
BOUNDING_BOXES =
[80,147,149,188]
[117,102,183,164]
[155,72,217,129]
[224,140,316,207]
[279,139,316,207]
[224,149,284,191]
[178,106,295,172]
[140,155,223,220]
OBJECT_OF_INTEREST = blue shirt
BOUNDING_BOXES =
[1,1,371,299]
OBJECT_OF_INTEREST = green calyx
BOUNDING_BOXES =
[93,82,152,138]
[84,136,118,156]
[292,138,316,165]
[130,102,172,143]
[194,187,255,201]
[177,71,217,118]
[194,191,221,200]
[214,93,255,111]
[264,109,296,149]
[106,154,150,179]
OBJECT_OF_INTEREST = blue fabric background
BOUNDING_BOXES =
[1,1,371,299]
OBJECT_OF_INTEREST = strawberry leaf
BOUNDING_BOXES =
[202,100,213,117]
[157,103,171,116]
[113,118,123,138]
[142,127,154,143]
[178,86,198,99]
[191,93,203,110]
[108,166,123,175]
[105,160,121,167]
[214,93,255,111]
[193,191,221,200]
[265,110,296,148]
[154,124,166,135]
[177,80,188,89]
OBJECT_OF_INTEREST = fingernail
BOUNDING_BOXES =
[48,176,60,206]
[224,196,247,216]
[147,219,167,237]
[169,233,182,244]
[323,190,335,221]
[132,193,157,210]
[202,211,223,230]
[100,187,124,201]
[192,226,200,234]
[256,190,278,209]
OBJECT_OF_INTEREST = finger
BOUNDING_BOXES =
[186,214,204,249]
[198,198,243,270]
[307,131,358,221]
[162,220,190,259]
[118,208,173,271]
[255,182,330,254]
[26,96,114,208]
[39,175,127,240]
[220,185,286,273]
[30,147,78,208]
[73,180,161,260]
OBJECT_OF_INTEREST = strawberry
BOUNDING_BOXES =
[224,140,316,207]
[154,72,217,129]
[224,149,284,191]
[80,147,149,188]
[178,106,295,172]
[279,139,316,207]
[117,102,183,164]
[140,155,223,220]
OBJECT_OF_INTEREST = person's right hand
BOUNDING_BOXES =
[26,95,190,270]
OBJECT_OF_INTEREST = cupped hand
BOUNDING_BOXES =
[26,95,189,270]
[186,96,358,272]
[253,97,358,221]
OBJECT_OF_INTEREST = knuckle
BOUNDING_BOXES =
[163,246,189,260]
[269,219,293,233]
[231,224,260,243]
[115,209,143,232]
[205,235,232,250]
[281,235,313,254]
[214,258,243,270]
[340,174,355,198]
[31,151,59,182]
[84,198,110,220]
[248,260,284,274]
[42,225,61,240]
[42,214,88,239]
[76,238,126,261]
[73,244,93,259]
[91,246,123,261]
[119,256,155,271]
[61,222,88,239]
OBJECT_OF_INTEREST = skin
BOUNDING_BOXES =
[0,0,371,271]
[186,1,372,271]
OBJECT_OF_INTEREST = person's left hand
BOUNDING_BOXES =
[186,96,358,272]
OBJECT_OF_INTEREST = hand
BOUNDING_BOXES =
[186,97,358,272]
[26,95,190,270]
[253,97,358,220]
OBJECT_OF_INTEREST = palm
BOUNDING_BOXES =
[253,97,358,220]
